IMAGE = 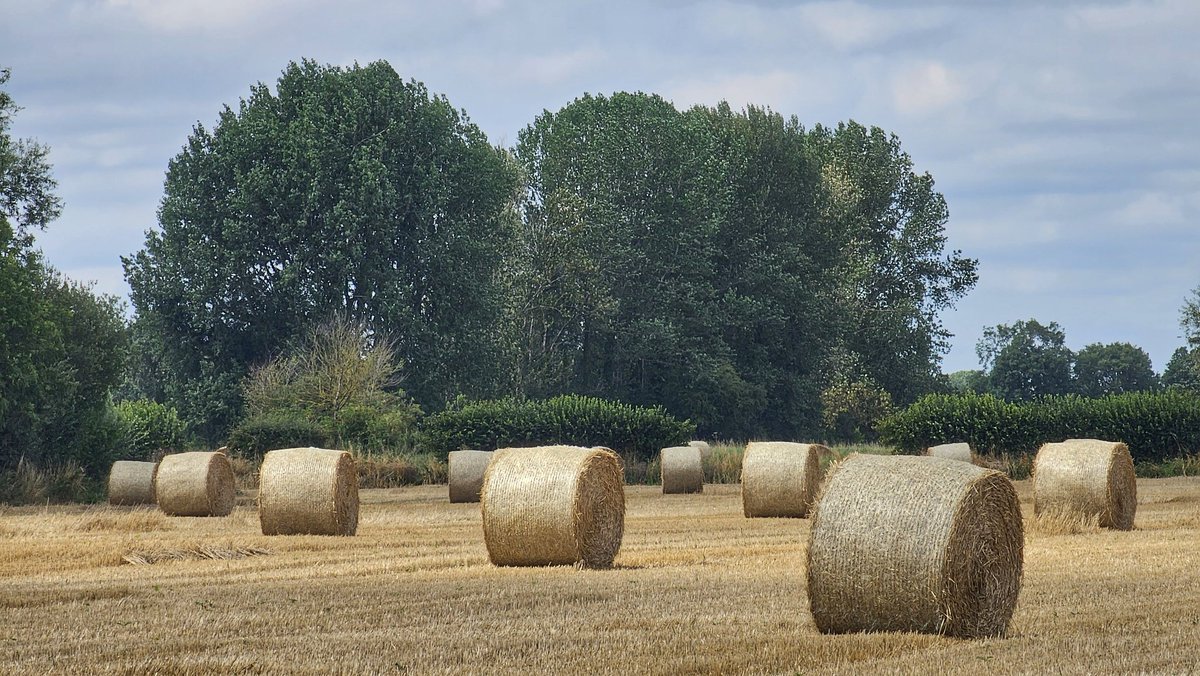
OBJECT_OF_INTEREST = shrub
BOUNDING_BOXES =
[419,395,695,462]
[879,391,1200,463]
[113,399,186,461]
[820,377,894,442]
[226,413,331,459]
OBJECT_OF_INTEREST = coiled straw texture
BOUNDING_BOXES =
[449,450,493,503]
[108,461,158,506]
[156,451,236,517]
[741,442,827,518]
[1033,438,1136,530]
[481,445,625,568]
[660,446,703,494]
[259,447,359,536]
[807,454,1024,639]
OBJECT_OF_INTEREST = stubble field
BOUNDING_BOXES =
[1,478,1199,674]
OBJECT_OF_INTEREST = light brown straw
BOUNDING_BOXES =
[807,454,1024,638]
[1033,438,1136,530]
[258,447,359,536]
[741,442,827,518]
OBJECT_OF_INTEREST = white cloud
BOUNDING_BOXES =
[98,0,308,32]
[890,61,964,115]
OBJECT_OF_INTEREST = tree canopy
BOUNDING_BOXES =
[1073,342,1157,397]
[979,319,1074,401]
[123,59,520,441]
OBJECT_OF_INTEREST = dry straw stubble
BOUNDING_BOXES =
[807,454,1024,638]
[741,441,827,518]
[259,447,359,536]
[448,450,493,503]
[480,445,624,568]
[660,446,703,494]
[107,460,158,506]
[155,451,236,517]
[927,442,974,464]
[1033,438,1136,530]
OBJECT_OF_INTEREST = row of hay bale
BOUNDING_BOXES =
[107,448,359,536]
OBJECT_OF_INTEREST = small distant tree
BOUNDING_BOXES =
[1074,342,1157,396]
[820,376,895,442]
[979,319,1074,401]
[1162,347,1200,392]
[947,369,989,395]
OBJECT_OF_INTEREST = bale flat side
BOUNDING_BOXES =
[660,446,703,494]
[259,447,359,536]
[806,454,1024,638]
[108,461,158,506]
[156,452,236,517]
[481,445,624,568]
[1034,439,1136,530]
[741,442,826,518]
[448,450,493,503]
[927,442,974,464]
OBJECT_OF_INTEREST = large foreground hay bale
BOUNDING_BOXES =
[448,450,493,503]
[1033,438,1136,530]
[259,447,358,536]
[481,445,624,568]
[660,446,703,494]
[741,442,827,517]
[927,442,974,464]
[108,461,158,506]
[687,439,712,462]
[155,452,236,517]
[807,454,1024,638]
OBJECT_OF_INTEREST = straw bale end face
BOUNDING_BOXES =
[1033,439,1136,530]
[259,447,359,536]
[448,450,494,503]
[741,442,827,518]
[660,446,703,494]
[155,451,236,517]
[108,461,158,506]
[480,445,625,568]
[807,454,1024,639]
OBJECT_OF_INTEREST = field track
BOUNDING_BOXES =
[2,478,1199,674]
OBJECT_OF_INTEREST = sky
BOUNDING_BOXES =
[2,0,1198,374]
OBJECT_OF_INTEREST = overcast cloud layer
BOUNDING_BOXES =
[2,0,1198,373]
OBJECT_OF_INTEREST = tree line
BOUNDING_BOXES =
[3,59,1197,475]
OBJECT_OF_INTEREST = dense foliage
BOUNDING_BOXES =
[112,399,186,461]
[123,59,520,442]
[419,395,694,461]
[1,68,128,476]
[879,391,1200,462]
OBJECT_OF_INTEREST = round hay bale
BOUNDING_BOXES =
[1033,438,1136,530]
[741,441,827,518]
[259,447,358,536]
[927,442,974,464]
[807,454,1024,638]
[660,446,703,494]
[448,450,493,503]
[481,445,625,568]
[687,439,712,462]
[155,451,236,517]
[108,460,158,506]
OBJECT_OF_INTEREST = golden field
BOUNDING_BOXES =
[1,478,1199,675]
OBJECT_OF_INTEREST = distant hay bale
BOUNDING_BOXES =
[807,454,1024,638]
[687,440,712,462]
[481,445,625,568]
[449,450,493,503]
[155,452,236,517]
[660,446,703,494]
[108,460,158,506]
[741,442,827,518]
[1033,438,1136,530]
[258,447,358,536]
[927,442,975,464]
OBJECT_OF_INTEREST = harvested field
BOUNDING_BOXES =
[1,478,1199,674]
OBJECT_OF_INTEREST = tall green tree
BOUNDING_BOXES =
[0,67,127,473]
[979,319,1074,401]
[123,59,520,442]
[1162,347,1200,392]
[808,121,978,405]
[1073,342,1157,396]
